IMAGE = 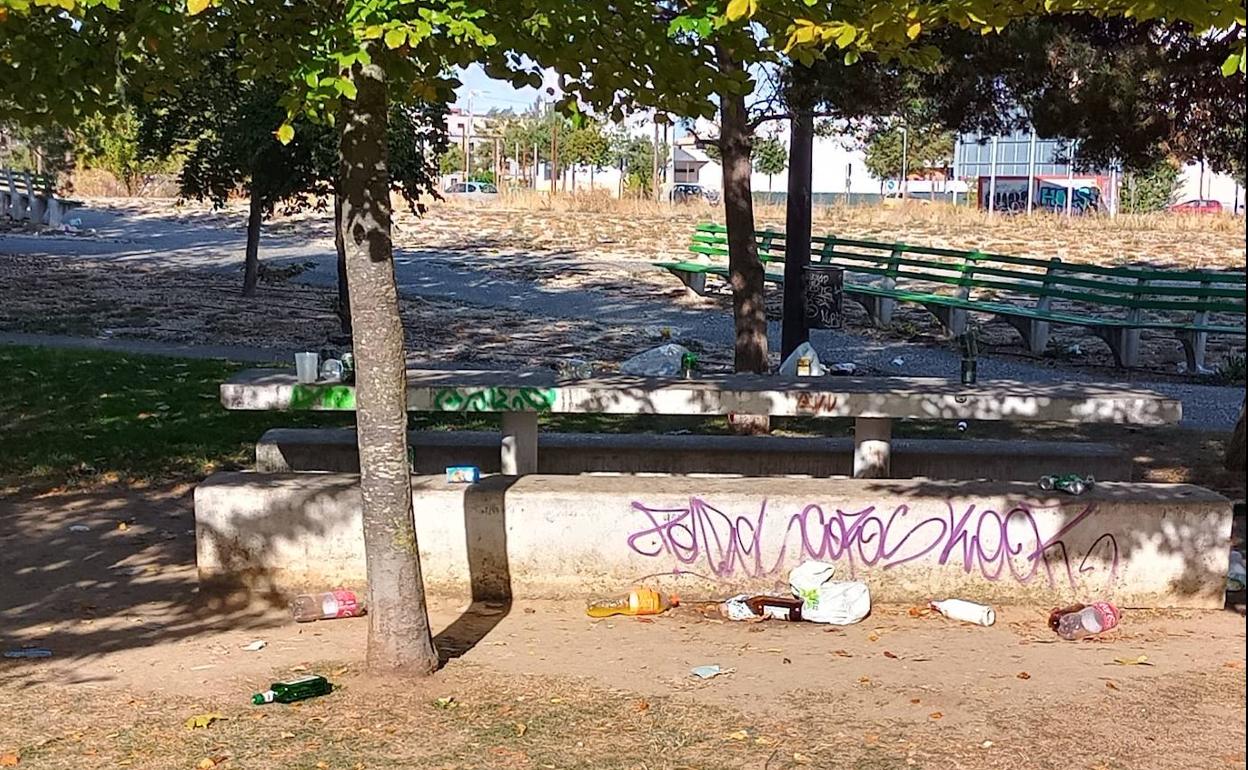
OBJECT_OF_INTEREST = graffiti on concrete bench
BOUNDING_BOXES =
[626,497,1118,591]
[433,386,558,413]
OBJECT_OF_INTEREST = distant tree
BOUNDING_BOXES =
[608,128,666,196]
[562,121,611,190]
[751,135,788,191]
[0,119,74,177]
[75,109,175,195]
[1121,159,1182,213]
[862,123,954,184]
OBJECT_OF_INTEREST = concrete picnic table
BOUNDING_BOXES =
[220,369,1181,478]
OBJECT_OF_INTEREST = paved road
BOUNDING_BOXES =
[4,203,1243,429]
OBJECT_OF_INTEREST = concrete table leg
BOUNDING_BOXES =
[501,412,539,475]
[853,417,892,478]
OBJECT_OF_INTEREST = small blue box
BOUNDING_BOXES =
[445,465,481,484]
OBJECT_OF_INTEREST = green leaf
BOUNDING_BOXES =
[843,49,860,65]
[835,24,856,48]
[274,123,295,145]
[336,78,358,99]
[186,0,210,15]
[906,22,921,39]
[384,27,406,49]
[1221,51,1242,77]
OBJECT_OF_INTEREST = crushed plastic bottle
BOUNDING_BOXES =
[290,589,366,623]
[586,587,678,618]
[1049,601,1120,640]
[930,598,995,626]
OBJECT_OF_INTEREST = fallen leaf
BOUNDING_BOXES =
[883,651,898,659]
[514,722,527,737]
[1112,655,1153,666]
[634,700,649,712]
[1017,671,1031,680]
[754,736,776,746]
[793,753,811,765]
[726,730,749,741]
[833,649,853,658]
[549,697,564,704]
[433,697,457,710]
[782,657,792,665]
[864,733,879,745]
[910,698,921,704]
[279,732,295,740]
[117,522,128,531]
[196,759,216,770]
[1105,681,1120,691]
[981,740,994,748]
[858,676,871,685]
[867,632,880,642]
[316,762,328,769]
[332,667,350,677]
[0,754,19,767]
[929,712,943,720]
[184,713,226,730]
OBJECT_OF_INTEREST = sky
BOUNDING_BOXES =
[451,64,558,114]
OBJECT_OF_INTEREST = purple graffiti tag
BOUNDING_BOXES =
[625,497,1120,591]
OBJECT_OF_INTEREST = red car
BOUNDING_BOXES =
[1167,198,1223,214]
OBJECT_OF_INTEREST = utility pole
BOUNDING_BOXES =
[550,118,559,195]
[652,119,661,201]
[899,124,909,200]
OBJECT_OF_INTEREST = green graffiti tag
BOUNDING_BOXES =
[432,387,557,413]
[290,384,356,410]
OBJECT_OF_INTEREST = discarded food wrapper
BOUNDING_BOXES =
[690,665,730,680]
[929,598,995,626]
[778,342,826,377]
[68,524,90,533]
[890,357,905,367]
[242,640,267,652]
[3,648,52,659]
[445,465,481,484]
[829,362,858,375]
[720,594,757,621]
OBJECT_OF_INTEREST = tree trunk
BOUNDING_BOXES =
[339,51,438,675]
[718,51,768,374]
[334,192,352,336]
[1228,400,1246,472]
[782,90,814,360]
[242,191,262,297]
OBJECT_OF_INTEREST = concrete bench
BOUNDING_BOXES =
[255,427,1133,481]
[195,472,1232,608]
[222,369,1179,479]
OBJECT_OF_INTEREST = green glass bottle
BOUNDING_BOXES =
[252,674,332,705]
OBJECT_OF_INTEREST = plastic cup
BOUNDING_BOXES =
[295,352,319,383]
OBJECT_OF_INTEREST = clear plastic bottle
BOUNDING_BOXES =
[290,589,365,622]
[1052,601,1120,640]
[586,587,678,618]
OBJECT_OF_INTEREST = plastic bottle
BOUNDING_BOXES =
[1050,601,1120,640]
[930,598,996,626]
[586,587,678,618]
[252,674,332,705]
[289,589,365,623]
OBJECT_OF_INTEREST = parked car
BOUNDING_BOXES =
[1166,198,1222,214]
[669,183,720,205]
[444,181,499,200]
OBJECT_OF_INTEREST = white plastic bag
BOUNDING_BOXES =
[778,341,826,376]
[619,343,691,376]
[788,560,871,625]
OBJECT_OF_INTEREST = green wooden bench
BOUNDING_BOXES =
[654,223,1247,369]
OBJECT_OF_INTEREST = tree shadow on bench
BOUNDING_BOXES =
[434,475,518,665]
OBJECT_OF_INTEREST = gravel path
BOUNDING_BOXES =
[3,201,1242,429]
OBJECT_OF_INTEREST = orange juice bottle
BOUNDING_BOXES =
[586,587,678,618]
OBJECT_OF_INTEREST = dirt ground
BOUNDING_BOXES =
[3,198,1244,374]
[1,486,1245,770]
